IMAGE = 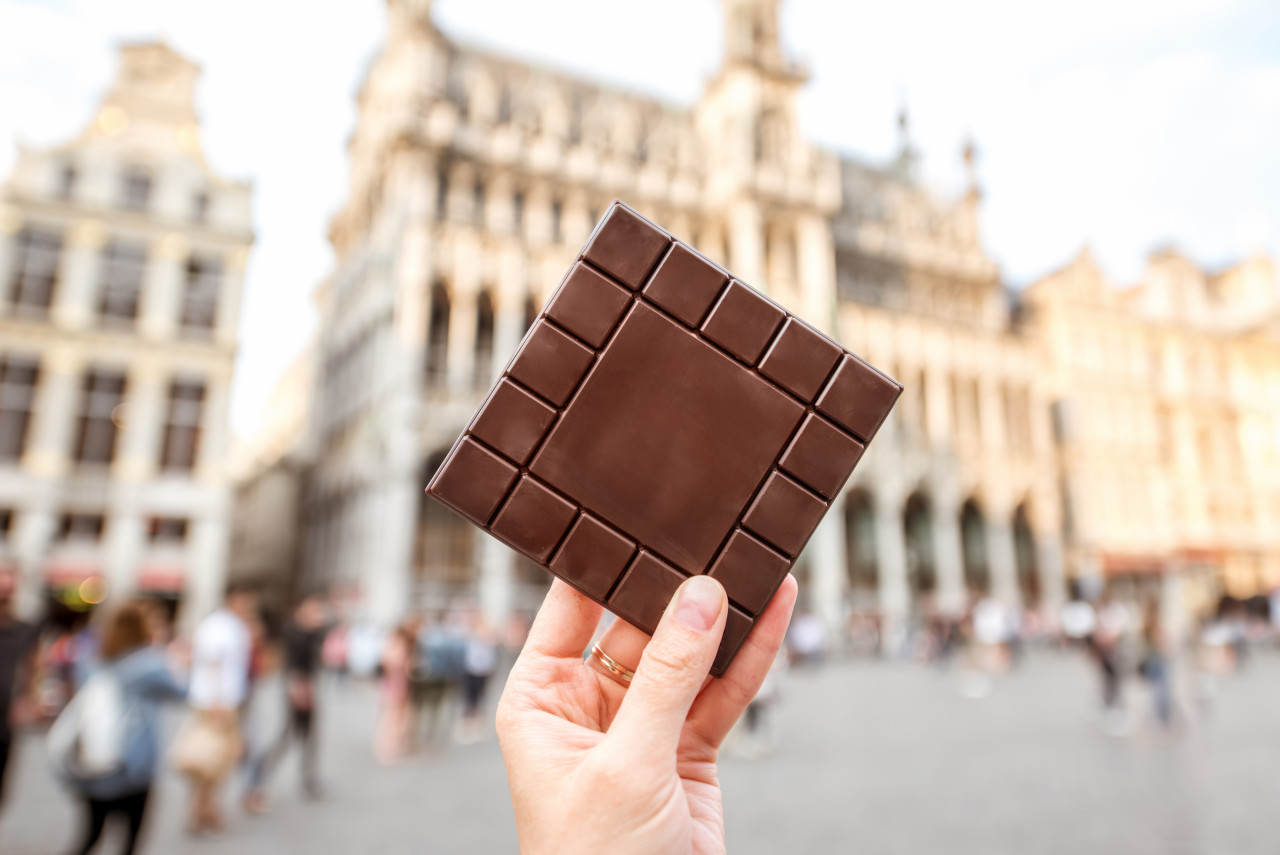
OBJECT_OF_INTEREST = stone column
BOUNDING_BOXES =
[807,511,847,639]
[366,480,417,628]
[196,375,232,481]
[933,495,966,615]
[116,365,165,482]
[446,233,481,394]
[875,492,910,636]
[184,515,230,630]
[1036,535,1067,616]
[0,208,20,312]
[12,505,56,619]
[215,248,250,348]
[139,233,185,340]
[52,219,106,329]
[25,347,82,478]
[986,513,1021,608]
[103,506,144,600]
[794,212,836,333]
[727,201,764,289]
[979,377,1006,454]
[477,530,514,632]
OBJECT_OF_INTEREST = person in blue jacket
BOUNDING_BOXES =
[65,601,186,855]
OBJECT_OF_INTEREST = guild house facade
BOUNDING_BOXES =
[0,43,253,623]
[304,0,1280,638]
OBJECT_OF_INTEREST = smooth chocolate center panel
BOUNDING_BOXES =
[531,302,804,574]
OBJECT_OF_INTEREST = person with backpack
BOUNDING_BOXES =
[49,601,186,855]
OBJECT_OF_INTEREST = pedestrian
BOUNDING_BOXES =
[53,601,186,855]
[177,582,256,834]
[375,622,414,764]
[255,594,329,799]
[410,616,461,752]
[1090,596,1130,735]
[458,613,496,744]
[0,568,39,814]
[1138,600,1173,727]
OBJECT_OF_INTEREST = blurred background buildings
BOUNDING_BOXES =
[0,0,1277,641]
[0,42,252,626]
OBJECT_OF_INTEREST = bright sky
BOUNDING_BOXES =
[2,0,1278,439]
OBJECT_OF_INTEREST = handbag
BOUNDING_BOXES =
[171,714,239,782]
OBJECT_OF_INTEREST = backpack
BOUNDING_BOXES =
[48,669,140,784]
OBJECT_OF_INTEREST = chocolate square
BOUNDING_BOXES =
[490,476,578,562]
[778,413,866,499]
[427,201,902,676]
[642,243,728,327]
[546,262,632,348]
[759,317,842,402]
[508,319,595,407]
[469,379,557,465]
[550,513,637,601]
[700,280,785,365]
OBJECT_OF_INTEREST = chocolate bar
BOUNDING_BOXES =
[427,201,902,676]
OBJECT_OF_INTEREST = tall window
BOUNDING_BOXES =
[181,256,222,330]
[148,516,188,544]
[8,227,63,314]
[58,163,78,201]
[0,507,12,542]
[160,379,206,472]
[74,370,126,465]
[58,513,104,542]
[435,168,450,220]
[512,191,525,233]
[474,290,495,384]
[550,200,563,243]
[98,241,147,323]
[120,167,152,212]
[425,281,451,383]
[192,192,211,224]
[472,179,486,225]
[0,356,39,462]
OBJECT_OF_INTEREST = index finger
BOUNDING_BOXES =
[520,579,604,661]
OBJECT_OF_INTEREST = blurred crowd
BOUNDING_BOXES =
[3,561,1279,852]
[0,567,521,854]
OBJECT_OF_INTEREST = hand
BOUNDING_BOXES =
[497,573,798,855]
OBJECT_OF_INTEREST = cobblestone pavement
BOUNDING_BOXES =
[2,650,1276,854]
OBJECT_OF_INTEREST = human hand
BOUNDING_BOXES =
[497,573,798,855]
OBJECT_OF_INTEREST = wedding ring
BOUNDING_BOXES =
[587,643,635,687]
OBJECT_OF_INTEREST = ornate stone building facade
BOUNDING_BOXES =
[305,0,1071,637]
[0,43,253,623]
[1023,249,1280,625]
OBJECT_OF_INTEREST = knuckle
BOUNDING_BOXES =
[641,637,701,679]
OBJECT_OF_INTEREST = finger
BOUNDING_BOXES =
[686,574,797,748]
[521,579,604,661]
[592,613,652,675]
[606,575,727,761]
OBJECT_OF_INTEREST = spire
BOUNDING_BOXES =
[719,0,804,80]
[962,134,980,198]
[890,105,919,184]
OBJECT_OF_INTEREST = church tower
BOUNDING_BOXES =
[695,0,839,329]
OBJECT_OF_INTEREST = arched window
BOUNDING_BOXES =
[474,290,495,385]
[960,499,990,594]
[1013,503,1039,606]
[845,491,878,605]
[425,281,450,383]
[903,492,936,600]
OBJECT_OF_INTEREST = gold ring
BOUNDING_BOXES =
[588,643,635,686]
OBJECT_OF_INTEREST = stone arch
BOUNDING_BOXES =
[903,491,936,601]
[425,279,450,383]
[474,289,495,383]
[844,489,877,608]
[1013,500,1039,606]
[960,497,990,595]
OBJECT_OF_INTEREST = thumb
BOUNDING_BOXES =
[606,575,727,760]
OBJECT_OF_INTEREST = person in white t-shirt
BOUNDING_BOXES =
[183,582,256,834]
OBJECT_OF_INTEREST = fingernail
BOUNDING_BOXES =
[674,576,722,632]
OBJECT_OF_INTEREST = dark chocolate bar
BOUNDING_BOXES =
[427,201,902,676]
